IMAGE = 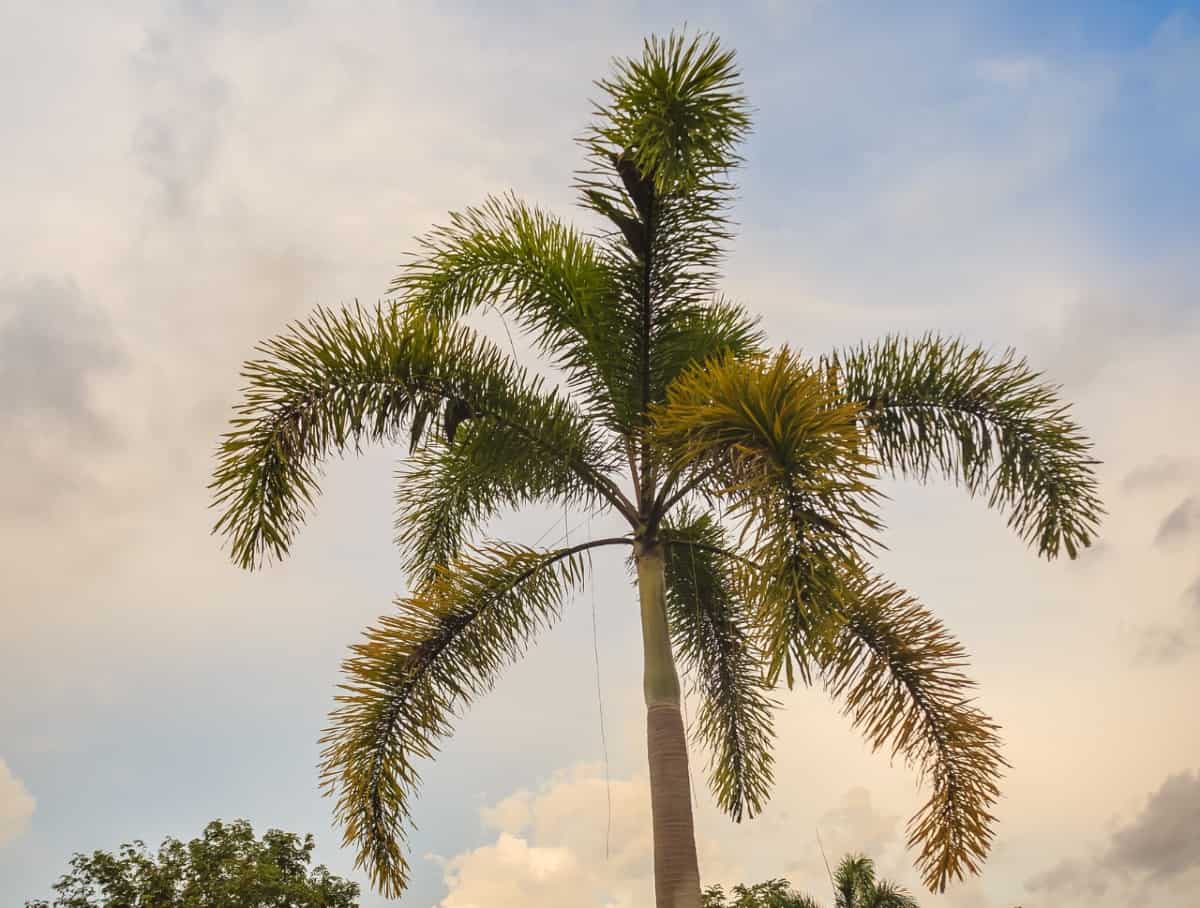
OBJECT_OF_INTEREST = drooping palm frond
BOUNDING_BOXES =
[652,350,1007,893]
[662,510,776,821]
[827,334,1103,559]
[388,194,636,429]
[395,418,602,587]
[319,538,630,896]
[211,305,635,569]
[817,575,1006,894]
[650,350,883,685]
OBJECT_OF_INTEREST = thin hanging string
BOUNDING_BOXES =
[816,826,835,890]
[681,681,698,809]
[587,510,613,861]
[484,301,519,361]
[683,539,703,809]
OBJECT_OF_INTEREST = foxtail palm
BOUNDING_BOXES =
[211,31,1102,908]
[832,854,919,908]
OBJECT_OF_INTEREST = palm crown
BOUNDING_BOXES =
[211,30,1102,908]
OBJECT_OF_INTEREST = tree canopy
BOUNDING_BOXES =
[25,819,359,908]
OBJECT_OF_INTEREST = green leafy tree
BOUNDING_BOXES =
[210,30,1102,908]
[703,878,821,908]
[702,854,918,908]
[25,819,359,907]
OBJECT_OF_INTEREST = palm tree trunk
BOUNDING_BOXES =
[636,540,702,908]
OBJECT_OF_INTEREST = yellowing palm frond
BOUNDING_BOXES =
[320,538,629,896]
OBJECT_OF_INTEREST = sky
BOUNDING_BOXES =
[1,1,1198,906]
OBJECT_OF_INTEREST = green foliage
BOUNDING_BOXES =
[394,418,600,587]
[318,539,625,896]
[827,335,1103,559]
[703,878,820,908]
[24,819,358,908]
[388,194,635,430]
[703,854,918,908]
[211,25,1103,901]
[663,510,777,821]
[651,350,884,685]
[831,854,920,908]
[211,306,624,569]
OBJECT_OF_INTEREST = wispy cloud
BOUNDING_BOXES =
[1155,496,1200,546]
[0,276,125,517]
[1123,457,1200,492]
[0,759,35,848]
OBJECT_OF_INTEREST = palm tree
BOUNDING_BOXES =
[210,30,1102,908]
[832,854,919,908]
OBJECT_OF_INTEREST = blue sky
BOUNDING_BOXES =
[2,2,1198,907]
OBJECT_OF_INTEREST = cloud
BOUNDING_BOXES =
[1025,857,1108,899]
[0,275,125,516]
[1107,771,1200,881]
[1132,578,1200,666]
[131,25,230,219]
[0,759,35,847]
[1026,770,1200,900]
[1155,496,1200,546]
[1133,624,1194,666]
[437,768,910,908]
[1186,578,1200,614]
[1122,457,1200,492]
[784,787,900,884]
[436,764,656,908]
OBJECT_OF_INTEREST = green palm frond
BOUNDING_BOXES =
[817,575,1006,894]
[833,853,875,908]
[863,881,920,908]
[577,30,754,433]
[662,510,777,821]
[653,295,765,405]
[319,538,629,896]
[395,418,601,587]
[828,334,1103,559]
[584,30,751,196]
[211,304,632,569]
[651,349,883,685]
[389,194,637,429]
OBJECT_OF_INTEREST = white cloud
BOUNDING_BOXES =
[0,759,35,847]
[436,765,656,908]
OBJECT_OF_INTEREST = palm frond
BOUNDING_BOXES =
[577,30,753,424]
[319,538,629,896]
[389,194,638,430]
[396,418,601,587]
[864,881,920,908]
[211,305,631,569]
[833,853,874,908]
[828,334,1103,559]
[816,575,1006,894]
[651,349,883,685]
[583,30,751,196]
[653,295,765,402]
[662,509,776,821]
